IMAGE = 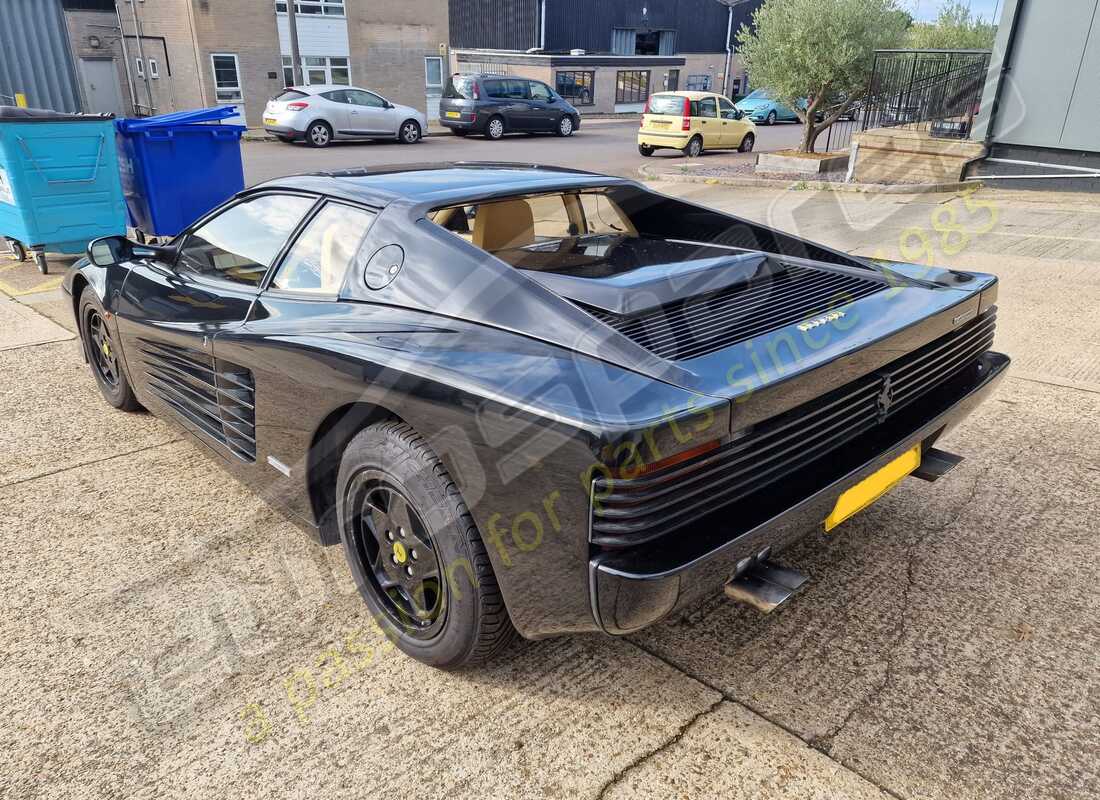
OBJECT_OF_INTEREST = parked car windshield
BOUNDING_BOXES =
[744,89,772,100]
[444,76,477,99]
[647,95,687,115]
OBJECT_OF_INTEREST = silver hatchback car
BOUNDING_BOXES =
[263,84,428,147]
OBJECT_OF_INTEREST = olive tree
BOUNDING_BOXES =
[908,1,997,50]
[737,0,910,153]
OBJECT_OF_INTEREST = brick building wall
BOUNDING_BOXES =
[345,0,448,114]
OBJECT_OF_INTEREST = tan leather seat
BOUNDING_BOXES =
[473,199,535,251]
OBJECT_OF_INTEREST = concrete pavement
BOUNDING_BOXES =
[1,181,1098,799]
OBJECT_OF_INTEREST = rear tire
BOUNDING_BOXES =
[683,135,703,158]
[79,289,142,412]
[306,120,333,148]
[337,421,516,668]
[738,132,755,153]
[638,144,655,157]
[485,115,505,140]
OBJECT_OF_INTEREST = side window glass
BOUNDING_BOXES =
[689,100,700,117]
[718,98,738,120]
[271,203,377,293]
[699,97,717,118]
[504,79,528,99]
[348,90,385,108]
[322,90,347,104]
[485,80,505,98]
[530,82,552,102]
[177,195,315,287]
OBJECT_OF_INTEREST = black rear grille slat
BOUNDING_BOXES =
[591,310,997,544]
[585,263,887,361]
[138,338,257,462]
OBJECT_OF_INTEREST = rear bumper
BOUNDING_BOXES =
[439,115,481,131]
[263,124,303,140]
[589,350,1010,635]
[638,131,692,148]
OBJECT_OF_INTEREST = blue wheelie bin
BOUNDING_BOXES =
[115,106,246,240]
[0,106,127,274]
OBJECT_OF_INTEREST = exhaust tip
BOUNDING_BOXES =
[724,560,808,614]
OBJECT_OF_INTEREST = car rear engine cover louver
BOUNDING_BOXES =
[138,339,257,462]
[590,310,997,546]
[583,264,887,361]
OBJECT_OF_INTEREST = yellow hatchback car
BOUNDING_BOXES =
[638,91,756,158]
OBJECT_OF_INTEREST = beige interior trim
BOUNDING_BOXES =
[473,199,536,251]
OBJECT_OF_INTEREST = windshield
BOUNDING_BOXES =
[647,95,687,115]
[744,89,771,100]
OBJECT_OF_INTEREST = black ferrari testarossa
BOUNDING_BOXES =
[65,163,1008,667]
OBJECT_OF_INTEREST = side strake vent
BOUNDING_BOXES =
[138,339,257,462]
[582,264,886,361]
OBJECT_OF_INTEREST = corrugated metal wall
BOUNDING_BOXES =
[545,0,738,54]
[0,0,82,111]
[449,0,539,50]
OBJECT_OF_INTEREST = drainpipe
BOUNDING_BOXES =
[540,0,547,51]
[114,4,140,115]
[984,0,1027,148]
[286,0,303,85]
[723,5,733,97]
[128,0,155,114]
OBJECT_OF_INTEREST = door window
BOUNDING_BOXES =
[271,203,377,293]
[486,79,527,99]
[345,89,386,108]
[718,97,739,120]
[697,97,718,118]
[529,81,553,102]
[321,90,349,104]
[177,195,316,286]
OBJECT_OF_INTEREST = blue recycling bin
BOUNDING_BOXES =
[115,106,246,238]
[0,106,127,273]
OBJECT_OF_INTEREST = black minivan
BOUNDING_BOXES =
[440,74,581,139]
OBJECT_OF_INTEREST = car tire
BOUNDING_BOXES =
[638,144,655,157]
[683,135,703,158]
[338,421,516,668]
[766,110,777,126]
[5,239,27,262]
[738,132,755,153]
[556,115,575,137]
[485,116,505,140]
[399,119,422,144]
[306,120,333,148]
[79,289,142,412]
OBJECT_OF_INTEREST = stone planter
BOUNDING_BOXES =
[755,151,850,175]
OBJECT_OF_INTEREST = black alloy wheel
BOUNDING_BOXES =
[338,421,515,668]
[347,478,447,637]
[79,290,142,411]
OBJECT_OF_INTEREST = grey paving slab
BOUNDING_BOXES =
[0,340,175,487]
[0,293,73,352]
[0,441,725,800]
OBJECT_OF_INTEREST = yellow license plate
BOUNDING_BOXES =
[445,111,461,118]
[263,117,277,125]
[825,445,921,532]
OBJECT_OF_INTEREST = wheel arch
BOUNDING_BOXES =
[307,400,407,545]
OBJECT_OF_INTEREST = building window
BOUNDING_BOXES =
[424,56,443,88]
[134,58,145,79]
[211,54,243,102]
[148,58,160,79]
[615,70,650,104]
[555,71,594,105]
[282,56,349,87]
[275,0,345,16]
[686,74,712,91]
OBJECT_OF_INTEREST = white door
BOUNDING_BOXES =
[425,56,443,120]
[79,58,124,115]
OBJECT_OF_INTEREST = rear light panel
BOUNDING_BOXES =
[681,96,691,130]
[287,102,309,110]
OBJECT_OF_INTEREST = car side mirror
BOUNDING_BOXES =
[87,235,164,266]
[384,101,394,109]
[734,109,743,120]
